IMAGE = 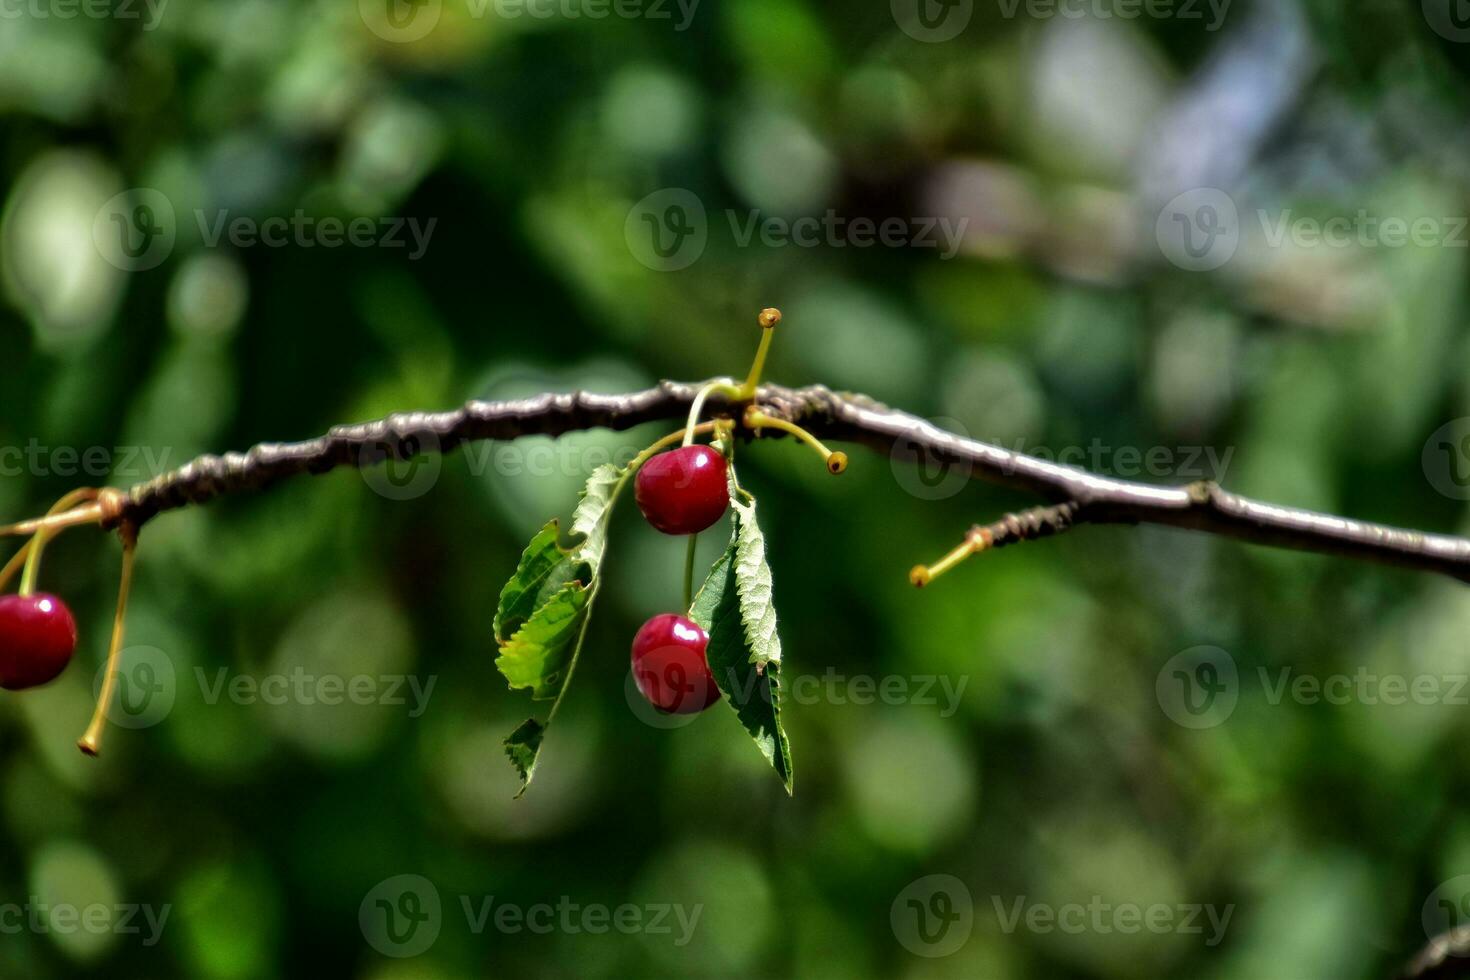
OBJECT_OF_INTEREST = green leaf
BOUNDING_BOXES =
[493,521,589,645]
[493,463,622,645]
[690,506,793,794]
[570,463,623,568]
[494,582,592,698]
[503,718,545,789]
[494,463,626,794]
[729,492,782,669]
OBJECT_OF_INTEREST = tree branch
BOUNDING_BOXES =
[103,382,1470,583]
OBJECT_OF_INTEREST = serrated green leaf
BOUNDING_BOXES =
[690,513,793,794]
[570,463,623,568]
[729,492,782,669]
[495,463,627,795]
[495,582,592,698]
[503,718,545,795]
[493,521,589,645]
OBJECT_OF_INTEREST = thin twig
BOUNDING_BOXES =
[88,382,1470,583]
[910,503,1084,587]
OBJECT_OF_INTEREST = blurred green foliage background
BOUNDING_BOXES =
[5,0,1470,977]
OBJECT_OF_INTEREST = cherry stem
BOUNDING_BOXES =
[628,422,717,474]
[0,499,103,538]
[911,503,1083,587]
[682,380,730,448]
[682,534,698,610]
[736,307,782,399]
[79,522,139,758]
[742,407,848,475]
[0,541,33,594]
[13,490,103,596]
[909,530,988,588]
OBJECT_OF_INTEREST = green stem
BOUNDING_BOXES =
[18,528,48,596]
[738,326,776,398]
[683,534,698,610]
[682,379,738,447]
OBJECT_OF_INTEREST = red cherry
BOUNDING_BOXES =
[631,613,721,714]
[634,445,729,536]
[0,593,78,691]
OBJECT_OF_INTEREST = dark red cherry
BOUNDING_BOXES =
[631,613,721,714]
[0,593,78,691]
[634,445,729,536]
